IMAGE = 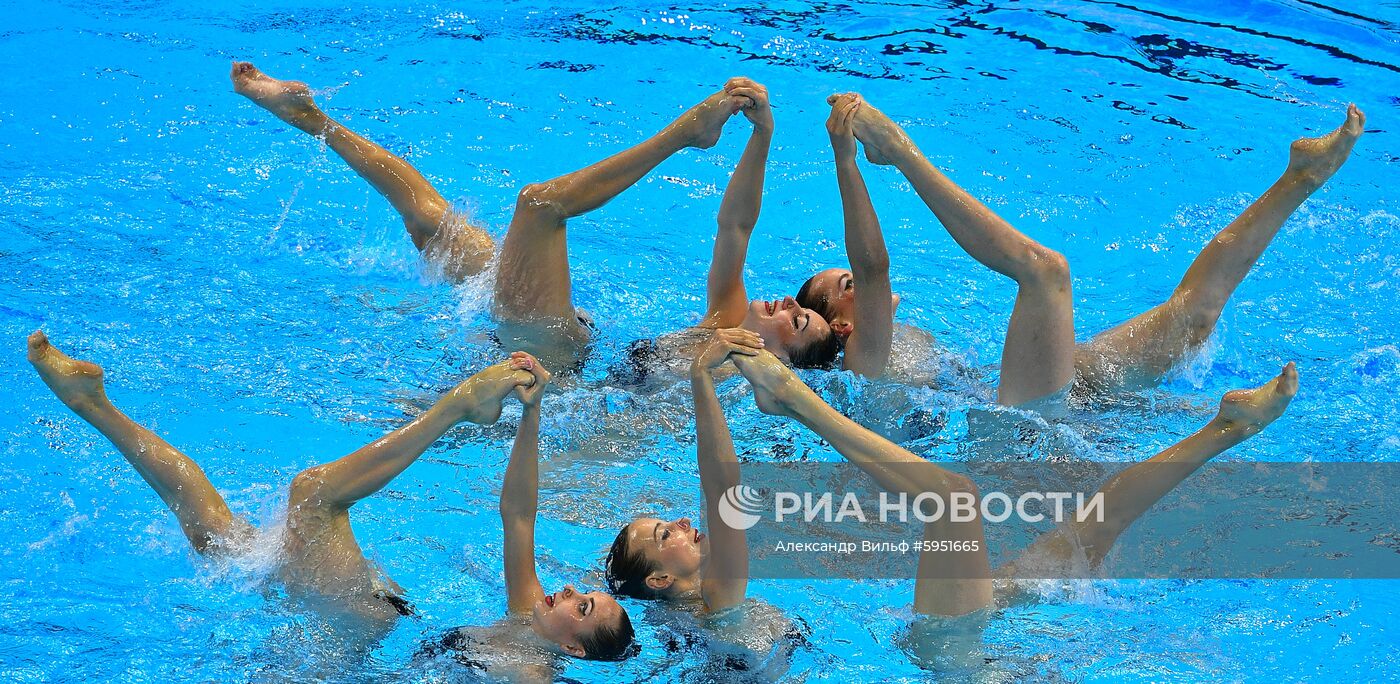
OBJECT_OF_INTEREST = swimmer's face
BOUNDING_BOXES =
[742,296,833,362]
[802,268,855,339]
[626,516,708,593]
[531,584,626,659]
[800,268,900,342]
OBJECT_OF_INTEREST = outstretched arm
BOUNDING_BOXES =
[692,329,764,612]
[732,350,992,616]
[734,351,959,498]
[828,94,894,376]
[500,353,554,614]
[702,78,774,328]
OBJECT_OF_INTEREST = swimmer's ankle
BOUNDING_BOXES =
[291,110,333,136]
[884,144,924,169]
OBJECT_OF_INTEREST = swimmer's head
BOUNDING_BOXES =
[796,268,900,343]
[741,296,841,369]
[606,516,709,601]
[530,584,637,661]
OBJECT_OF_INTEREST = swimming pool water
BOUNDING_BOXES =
[2,0,1397,681]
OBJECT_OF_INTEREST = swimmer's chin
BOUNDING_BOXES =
[530,594,551,622]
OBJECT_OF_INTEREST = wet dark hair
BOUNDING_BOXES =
[577,604,639,662]
[788,329,842,370]
[795,274,835,323]
[605,523,662,600]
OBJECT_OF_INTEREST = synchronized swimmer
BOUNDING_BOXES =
[26,63,1365,676]
[27,335,633,674]
[795,95,1363,406]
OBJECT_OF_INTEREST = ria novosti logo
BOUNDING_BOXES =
[717,485,765,530]
[715,485,1104,529]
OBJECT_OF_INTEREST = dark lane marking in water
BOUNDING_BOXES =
[807,0,1398,90]
[953,4,1358,102]
[1085,0,1400,75]
[558,13,906,81]
[754,1,1347,110]
[938,13,1282,106]
[540,2,1389,131]
[1292,0,1400,32]
[531,61,599,73]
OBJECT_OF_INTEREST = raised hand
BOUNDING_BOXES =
[693,328,765,377]
[509,351,552,408]
[458,359,536,425]
[724,77,773,133]
[826,92,861,162]
[731,350,809,418]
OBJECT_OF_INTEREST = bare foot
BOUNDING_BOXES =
[675,88,742,150]
[1214,362,1299,436]
[1287,104,1365,186]
[827,93,913,166]
[731,351,808,418]
[453,360,535,424]
[27,331,109,415]
[230,61,325,132]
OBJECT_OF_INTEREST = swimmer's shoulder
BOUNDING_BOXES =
[701,599,807,679]
[704,598,802,639]
[892,321,938,348]
[882,322,980,388]
[656,325,713,356]
[417,620,557,681]
[635,326,714,379]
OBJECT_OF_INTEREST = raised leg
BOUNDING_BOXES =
[491,87,741,362]
[287,359,534,512]
[851,102,1075,406]
[27,331,244,554]
[275,357,534,620]
[1077,106,1365,391]
[231,62,495,281]
[911,476,996,618]
[1001,363,1298,575]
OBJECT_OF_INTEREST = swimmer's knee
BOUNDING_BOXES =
[1019,246,1071,290]
[186,513,251,557]
[1186,307,1221,345]
[515,182,566,220]
[517,182,551,207]
[289,466,332,508]
[1170,290,1224,344]
[416,196,450,224]
[425,219,495,281]
[947,473,980,500]
[403,198,452,246]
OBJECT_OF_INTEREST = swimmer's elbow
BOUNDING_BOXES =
[516,182,566,219]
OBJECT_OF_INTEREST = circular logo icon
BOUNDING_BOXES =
[718,485,764,531]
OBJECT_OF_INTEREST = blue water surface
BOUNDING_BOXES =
[2,0,1398,681]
